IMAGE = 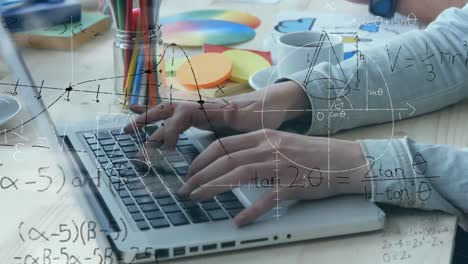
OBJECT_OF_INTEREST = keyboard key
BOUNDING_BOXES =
[199,198,216,204]
[109,175,121,184]
[185,207,209,223]
[145,210,164,220]
[93,150,105,157]
[149,218,170,229]
[140,203,159,212]
[127,204,139,213]
[131,131,147,140]
[143,177,171,198]
[110,157,127,164]
[180,200,198,209]
[171,161,189,169]
[221,201,244,210]
[162,204,181,213]
[143,126,158,136]
[111,129,125,136]
[206,209,228,221]
[86,137,98,145]
[176,138,192,147]
[97,131,112,140]
[118,189,130,198]
[179,133,188,140]
[103,145,119,152]
[126,152,138,159]
[98,156,108,164]
[167,212,189,226]
[122,197,134,206]
[113,163,132,174]
[115,134,132,141]
[227,208,243,218]
[182,153,197,164]
[132,212,145,222]
[166,154,185,163]
[174,195,190,201]
[127,181,145,190]
[108,150,124,158]
[135,195,154,204]
[122,145,139,153]
[99,139,116,146]
[89,143,101,151]
[175,166,189,177]
[118,140,135,147]
[152,159,176,173]
[157,197,176,206]
[164,180,183,194]
[152,188,171,199]
[177,145,198,154]
[83,133,95,139]
[106,166,118,175]
[113,182,127,191]
[130,188,149,197]
[216,192,238,202]
[201,201,221,211]
[136,220,150,230]
[119,169,137,178]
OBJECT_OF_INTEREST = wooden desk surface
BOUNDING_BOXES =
[0,0,460,263]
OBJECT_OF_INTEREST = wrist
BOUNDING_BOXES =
[282,81,312,122]
[333,141,371,196]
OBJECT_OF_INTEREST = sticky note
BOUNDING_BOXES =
[223,49,271,83]
[176,53,233,89]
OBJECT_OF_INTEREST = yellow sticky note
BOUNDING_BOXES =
[223,49,271,83]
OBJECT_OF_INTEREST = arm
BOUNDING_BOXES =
[282,4,468,136]
[360,137,468,230]
[347,0,468,23]
[396,0,467,23]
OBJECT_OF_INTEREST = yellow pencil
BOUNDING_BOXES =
[123,18,143,108]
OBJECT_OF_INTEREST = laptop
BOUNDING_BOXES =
[0,19,385,263]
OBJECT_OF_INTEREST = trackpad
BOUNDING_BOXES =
[235,186,295,223]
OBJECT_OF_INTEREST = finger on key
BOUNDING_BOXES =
[188,132,261,177]
[235,192,278,227]
[180,151,266,196]
[125,103,174,133]
[128,104,150,114]
[189,163,268,201]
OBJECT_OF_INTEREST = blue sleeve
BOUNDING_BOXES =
[360,137,468,231]
[280,5,468,136]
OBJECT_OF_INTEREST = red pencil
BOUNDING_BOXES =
[139,0,157,106]
[122,0,133,93]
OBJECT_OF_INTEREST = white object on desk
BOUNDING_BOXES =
[249,66,278,90]
[277,31,344,77]
[0,94,21,126]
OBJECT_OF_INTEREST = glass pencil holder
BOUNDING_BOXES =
[109,0,164,109]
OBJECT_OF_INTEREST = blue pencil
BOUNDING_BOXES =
[131,44,145,105]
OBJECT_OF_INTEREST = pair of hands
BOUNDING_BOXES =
[124,81,368,226]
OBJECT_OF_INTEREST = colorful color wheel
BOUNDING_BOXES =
[161,9,261,28]
[162,20,256,47]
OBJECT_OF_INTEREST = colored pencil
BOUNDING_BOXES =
[140,0,158,106]
[123,17,143,107]
[122,1,134,93]
[131,44,145,105]
[116,0,125,30]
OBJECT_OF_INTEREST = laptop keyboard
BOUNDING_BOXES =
[82,126,245,230]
